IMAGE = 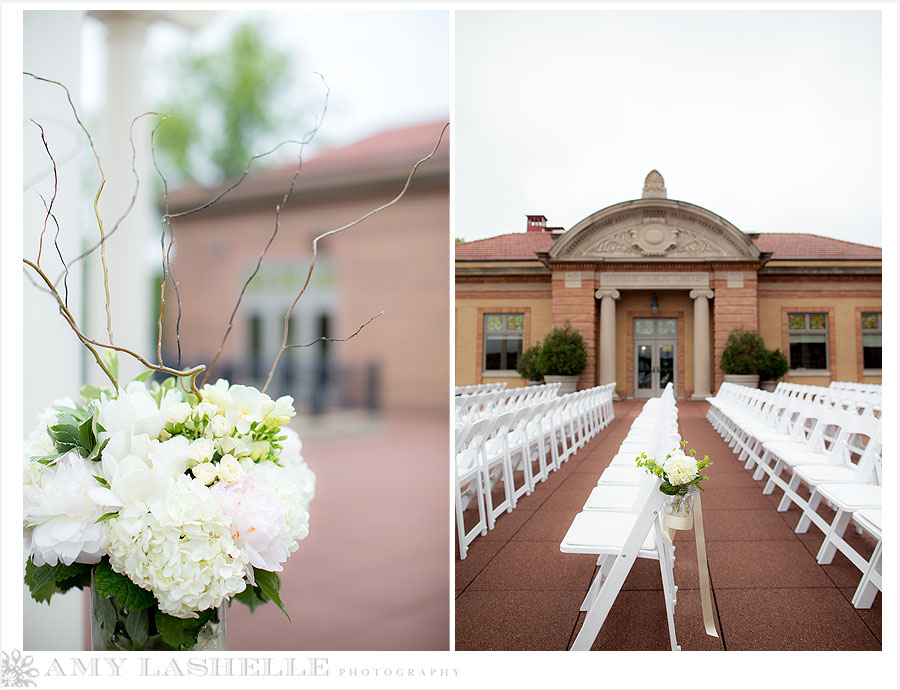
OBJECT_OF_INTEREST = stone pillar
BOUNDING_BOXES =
[596,289,620,391]
[690,289,715,399]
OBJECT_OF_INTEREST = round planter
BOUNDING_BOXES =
[723,374,760,388]
[544,374,580,395]
[759,380,778,392]
[526,380,543,386]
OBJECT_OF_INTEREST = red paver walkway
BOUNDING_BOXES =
[228,411,450,651]
[455,400,881,650]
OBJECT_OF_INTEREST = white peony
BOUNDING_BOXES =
[24,451,111,566]
[210,473,289,572]
[99,381,182,441]
[250,460,314,550]
[662,450,700,486]
[104,474,248,618]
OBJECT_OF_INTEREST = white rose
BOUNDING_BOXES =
[192,462,218,486]
[210,415,232,438]
[195,402,218,418]
[218,454,245,483]
[165,402,192,426]
[190,438,215,464]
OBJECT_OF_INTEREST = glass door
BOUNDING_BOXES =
[633,318,678,397]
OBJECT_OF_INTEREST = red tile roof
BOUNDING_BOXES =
[754,233,881,260]
[455,231,881,261]
[455,232,555,260]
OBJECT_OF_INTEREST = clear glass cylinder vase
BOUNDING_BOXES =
[663,484,698,522]
[90,575,227,651]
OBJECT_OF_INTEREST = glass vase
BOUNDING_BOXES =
[664,484,698,522]
[90,576,227,651]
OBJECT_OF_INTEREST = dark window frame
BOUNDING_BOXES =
[787,312,829,372]
[482,313,525,373]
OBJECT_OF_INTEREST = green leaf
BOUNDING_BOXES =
[95,596,117,634]
[131,369,155,383]
[232,583,269,613]
[78,417,94,452]
[80,383,106,403]
[24,560,93,602]
[86,437,110,463]
[124,607,150,648]
[48,423,79,452]
[154,609,214,650]
[95,511,119,524]
[659,480,681,496]
[94,559,156,611]
[33,452,65,465]
[93,475,110,488]
[253,569,290,621]
[102,350,119,381]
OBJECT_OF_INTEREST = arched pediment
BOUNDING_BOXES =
[549,199,761,261]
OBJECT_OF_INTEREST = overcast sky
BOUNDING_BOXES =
[84,9,450,157]
[455,10,883,247]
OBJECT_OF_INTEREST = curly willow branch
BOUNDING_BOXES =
[262,121,450,394]
[201,75,331,386]
[24,72,115,344]
[285,311,384,349]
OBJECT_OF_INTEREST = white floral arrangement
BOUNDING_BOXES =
[635,441,712,495]
[23,355,314,648]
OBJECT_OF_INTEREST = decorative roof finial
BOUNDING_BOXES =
[642,170,667,199]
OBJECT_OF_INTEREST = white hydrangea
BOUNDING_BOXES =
[662,449,700,487]
[24,451,111,566]
[104,474,248,618]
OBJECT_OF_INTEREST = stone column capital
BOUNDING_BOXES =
[595,289,621,301]
[689,288,715,300]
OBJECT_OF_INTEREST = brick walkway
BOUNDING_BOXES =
[455,400,881,650]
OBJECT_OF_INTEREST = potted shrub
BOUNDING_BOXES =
[719,329,766,388]
[516,344,544,385]
[536,324,587,395]
[758,348,789,392]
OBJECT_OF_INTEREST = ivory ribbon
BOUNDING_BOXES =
[662,492,718,638]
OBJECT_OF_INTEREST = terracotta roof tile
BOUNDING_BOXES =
[455,231,881,261]
[455,232,555,260]
[754,233,881,260]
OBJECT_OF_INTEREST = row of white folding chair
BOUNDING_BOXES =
[774,382,881,415]
[455,386,616,558]
[829,381,882,394]
[560,386,681,650]
[454,383,561,422]
[455,382,507,396]
[707,384,883,607]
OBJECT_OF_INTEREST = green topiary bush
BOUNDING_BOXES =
[516,344,544,382]
[758,347,789,381]
[536,325,588,376]
[719,329,767,375]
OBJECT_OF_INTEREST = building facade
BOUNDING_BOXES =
[456,171,882,398]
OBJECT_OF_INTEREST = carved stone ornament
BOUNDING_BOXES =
[629,221,679,256]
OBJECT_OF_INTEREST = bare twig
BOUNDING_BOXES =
[24,71,115,344]
[285,311,384,349]
[201,76,331,386]
[37,193,68,306]
[262,121,450,393]
[30,120,57,268]
[24,258,206,397]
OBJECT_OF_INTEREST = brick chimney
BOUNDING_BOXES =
[526,214,548,232]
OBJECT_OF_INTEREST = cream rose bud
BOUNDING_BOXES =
[165,402,192,426]
[190,438,215,464]
[218,454,245,483]
[210,415,232,438]
[192,462,218,485]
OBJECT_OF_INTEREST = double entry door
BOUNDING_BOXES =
[633,318,677,398]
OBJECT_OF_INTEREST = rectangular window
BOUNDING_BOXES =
[483,313,524,372]
[861,312,881,371]
[787,312,828,371]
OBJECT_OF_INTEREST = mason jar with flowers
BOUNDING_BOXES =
[636,442,712,527]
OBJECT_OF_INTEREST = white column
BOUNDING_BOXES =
[690,289,715,400]
[596,289,620,389]
[86,12,155,384]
